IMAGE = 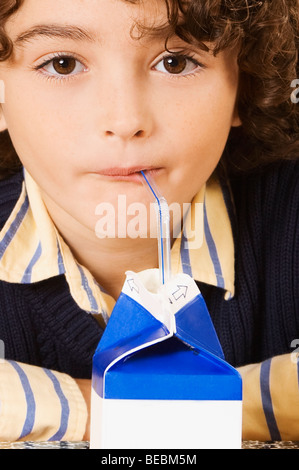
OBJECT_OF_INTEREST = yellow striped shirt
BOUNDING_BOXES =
[0,169,235,318]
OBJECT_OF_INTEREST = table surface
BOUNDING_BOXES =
[0,441,299,449]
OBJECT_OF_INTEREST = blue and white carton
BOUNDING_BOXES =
[90,269,242,449]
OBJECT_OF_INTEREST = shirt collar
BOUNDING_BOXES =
[171,173,235,300]
[0,168,235,321]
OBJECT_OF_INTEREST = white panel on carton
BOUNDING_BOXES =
[91,391,242,449]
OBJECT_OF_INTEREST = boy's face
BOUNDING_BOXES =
[0,0,240,239]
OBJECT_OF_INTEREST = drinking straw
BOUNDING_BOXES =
[140,171,171,284]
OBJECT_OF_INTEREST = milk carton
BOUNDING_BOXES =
[90,270,242,449]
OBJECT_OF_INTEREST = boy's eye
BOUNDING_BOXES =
[52,57,78,75]
[36,55,87,77]
[154,55,200,76]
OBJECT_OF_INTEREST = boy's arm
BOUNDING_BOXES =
[3,354,299,443]
[238,353,299,441]
[0,360,88,442]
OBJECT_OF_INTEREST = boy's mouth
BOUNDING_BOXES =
[95,166,162,182]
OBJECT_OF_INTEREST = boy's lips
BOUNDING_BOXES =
[94,166,162,182]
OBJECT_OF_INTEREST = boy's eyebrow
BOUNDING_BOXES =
[14,24,96,45]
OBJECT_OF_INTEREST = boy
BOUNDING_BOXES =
[0,0,298,442]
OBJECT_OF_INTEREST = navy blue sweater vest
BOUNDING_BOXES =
[0,161,298,377]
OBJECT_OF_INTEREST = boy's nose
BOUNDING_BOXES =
[104,124,147,141]
[98,77,153,142]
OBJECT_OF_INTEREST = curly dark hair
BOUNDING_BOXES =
[0,0,298,177]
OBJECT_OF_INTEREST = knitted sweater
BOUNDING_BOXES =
[0,160,298,376]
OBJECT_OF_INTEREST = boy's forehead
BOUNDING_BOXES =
[8,0,171,24]
[6,0,175,44]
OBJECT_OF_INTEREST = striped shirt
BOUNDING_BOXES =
[0,169,298,442]
[0,170,235,318]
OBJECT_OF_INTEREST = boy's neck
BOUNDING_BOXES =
[69,235,159,300]
[41,192,160,300]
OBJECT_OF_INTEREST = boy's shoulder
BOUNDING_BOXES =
[231,159,299,197]
[229,159,299,236]
[0,169,23,230]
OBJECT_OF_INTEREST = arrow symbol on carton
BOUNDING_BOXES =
[127,278,139,294]
[172,285,188,301]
